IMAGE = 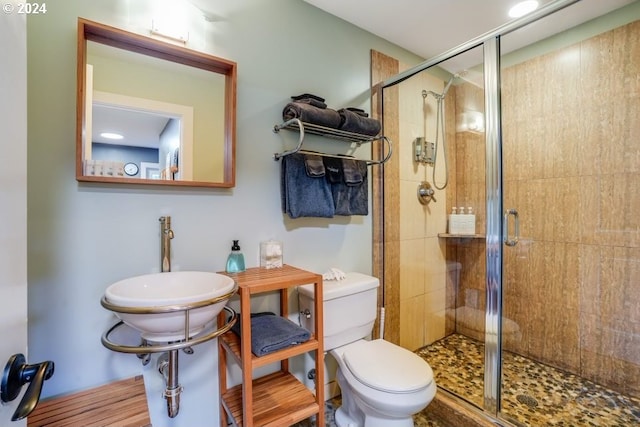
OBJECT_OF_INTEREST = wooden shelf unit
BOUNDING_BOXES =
[218,265,325,427]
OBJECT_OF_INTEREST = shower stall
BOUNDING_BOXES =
[371,0,640,425]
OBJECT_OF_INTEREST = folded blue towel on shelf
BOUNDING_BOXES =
[231,312,311,357]
[281,152,335,218]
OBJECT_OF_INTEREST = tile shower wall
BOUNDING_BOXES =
[397,68,449,350]
[452,20,640,398]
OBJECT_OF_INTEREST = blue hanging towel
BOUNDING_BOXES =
[281,153,335,218]
[322,157,369,216]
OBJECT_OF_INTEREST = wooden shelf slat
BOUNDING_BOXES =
[28,376,150,427]
[223,265,322,293]
[220,331,319,368]
[221,371,319,427]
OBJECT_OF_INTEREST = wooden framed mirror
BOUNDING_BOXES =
[76,18,237,188]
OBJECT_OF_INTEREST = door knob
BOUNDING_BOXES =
[1,353,54,421]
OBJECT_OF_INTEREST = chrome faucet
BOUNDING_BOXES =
[159,216,174,272]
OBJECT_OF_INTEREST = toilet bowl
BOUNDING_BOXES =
[297,272,437,427]
[331,339,436,427]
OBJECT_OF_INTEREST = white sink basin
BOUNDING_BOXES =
[103,271,236,342]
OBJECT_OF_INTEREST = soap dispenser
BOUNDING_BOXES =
[225,240,246,273]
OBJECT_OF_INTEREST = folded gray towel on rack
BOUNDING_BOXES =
[283,102,342,129]
[231,312,311,357]
[304,154,325,177]
[281,152,335,218]
[346,107,369,117]
[342,158,364,185]
[331,158,368,216]
[293,97,327,109]
[291,93,325,103]
[338,108,381,136]
[291,94,327,109]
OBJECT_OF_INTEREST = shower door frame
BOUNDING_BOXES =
[482,35,503,415]
[379,0,580,419]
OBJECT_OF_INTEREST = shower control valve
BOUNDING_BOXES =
[417,181,436,204]
[300,309,311,319]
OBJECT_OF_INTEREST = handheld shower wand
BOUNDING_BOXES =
[417,73,458,190]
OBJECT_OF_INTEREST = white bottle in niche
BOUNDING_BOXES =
[449,206,476,235]
[448,207,459,234]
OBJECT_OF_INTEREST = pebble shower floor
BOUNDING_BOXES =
[417,334,640,427]
[296,333,640,426]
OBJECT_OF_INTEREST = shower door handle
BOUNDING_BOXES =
[503,208,519,247]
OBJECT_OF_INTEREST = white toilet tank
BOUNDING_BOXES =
[298,272,380,351]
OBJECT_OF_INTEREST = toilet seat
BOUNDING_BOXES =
[342,339,433,394]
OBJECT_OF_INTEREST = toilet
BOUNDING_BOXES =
[298,272,436,427]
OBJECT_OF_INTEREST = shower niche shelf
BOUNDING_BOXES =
[438,233,485,240]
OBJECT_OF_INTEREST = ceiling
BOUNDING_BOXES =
[92,105,171,149]
[302,0,636,73]
[107,0,636,148]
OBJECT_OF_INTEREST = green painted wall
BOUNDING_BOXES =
[26,1,421,426]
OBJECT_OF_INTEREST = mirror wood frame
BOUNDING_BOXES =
[76,18,237,188]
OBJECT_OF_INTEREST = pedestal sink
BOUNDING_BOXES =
[102,271,236,342]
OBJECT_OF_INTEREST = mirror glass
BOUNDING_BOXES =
[77,18,237,187]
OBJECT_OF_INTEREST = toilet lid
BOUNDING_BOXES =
[343,339,433,393]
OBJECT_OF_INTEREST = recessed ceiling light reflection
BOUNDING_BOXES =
[100,132,124,140]
[508,1,539,18]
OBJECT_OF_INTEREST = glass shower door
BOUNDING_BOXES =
[379,2,640,425]
[497,7,640,426]
[374,42,492,414]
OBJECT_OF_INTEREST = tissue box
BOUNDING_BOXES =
[449,214,476,235]
[260,240,283,269]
